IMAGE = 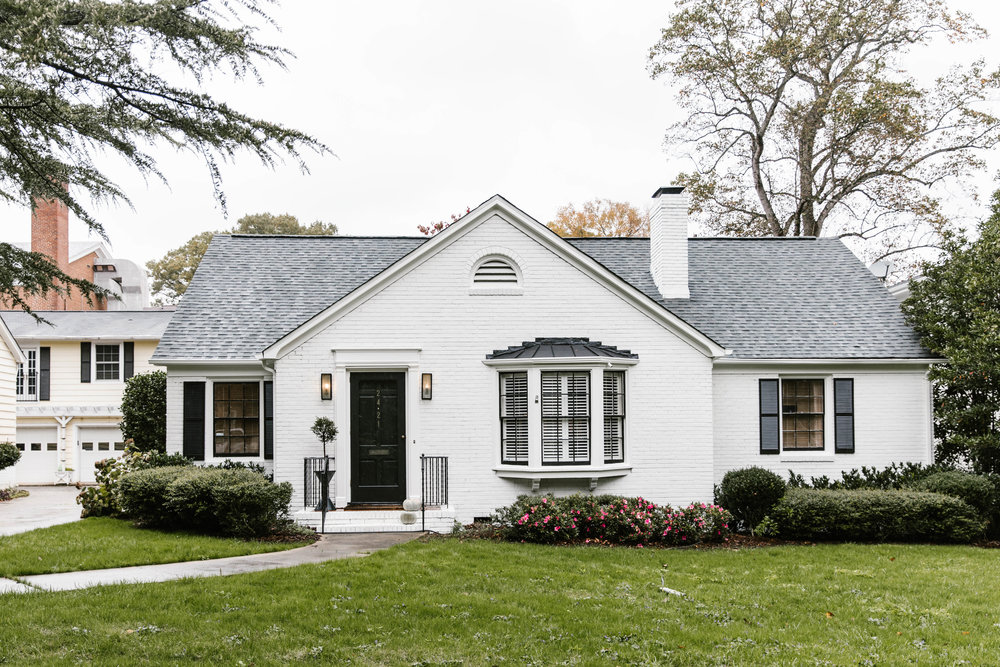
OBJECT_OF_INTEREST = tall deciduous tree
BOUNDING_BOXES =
[902,191,1000,473]
[547,199,650,237]
[147,213,337,304]
[649,0,1000,270]
[0,0,327,311]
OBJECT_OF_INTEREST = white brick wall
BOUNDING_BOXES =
[713,365,933,483]
[270,213,716,523]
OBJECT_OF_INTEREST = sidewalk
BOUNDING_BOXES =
[3,532,420,594]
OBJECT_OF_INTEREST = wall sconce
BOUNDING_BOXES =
[421,373,432,400]
[320,373,332,400]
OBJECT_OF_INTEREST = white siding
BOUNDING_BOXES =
[270,214,716,522]
[713,366,933,483]
[44,340,158,405]
[0,335,16,487]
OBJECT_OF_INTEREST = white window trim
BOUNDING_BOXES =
[488,360,635,481]
[206,377,267,460]
[92,341,124,383]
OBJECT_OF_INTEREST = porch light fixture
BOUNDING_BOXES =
[421,373,432,400]
[320,373,332,400]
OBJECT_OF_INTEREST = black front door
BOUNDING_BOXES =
[350,372,406,504]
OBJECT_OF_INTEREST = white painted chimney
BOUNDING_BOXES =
[650,186,690,299]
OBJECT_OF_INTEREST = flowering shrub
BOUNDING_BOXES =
[77,444,192,518]
[492,494,731,547]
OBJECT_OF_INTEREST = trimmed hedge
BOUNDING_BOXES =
[118,466,292,538]
[715,467,785,532]
[492,494,731,546]
[761,488,986,543]
[910,470,995,516]
[77,448,192,518]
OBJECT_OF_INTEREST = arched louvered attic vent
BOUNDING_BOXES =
[473,257,520,285]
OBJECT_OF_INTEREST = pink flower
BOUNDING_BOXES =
[554,526,560,531]
[541,497,547,504]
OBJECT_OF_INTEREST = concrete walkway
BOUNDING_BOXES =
[0,486,83,536]
[5,532,420,594]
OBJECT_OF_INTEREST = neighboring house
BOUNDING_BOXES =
[153,189,937,532]
[0,317,25,489]
[0,311,173,484]
[10,194,149,311]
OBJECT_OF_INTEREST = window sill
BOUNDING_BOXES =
[494,463,631,490]
[468,287,523,296]
[778,454,835,463]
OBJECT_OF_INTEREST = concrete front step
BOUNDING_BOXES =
[294,507,456,534]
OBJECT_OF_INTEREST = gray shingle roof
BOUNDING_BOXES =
[152,235,427,360]
[1,310,172,340]
[488,337,638,360]
[566,237,927,359]
[154,233,927,361]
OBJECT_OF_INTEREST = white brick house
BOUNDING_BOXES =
[153,189,937,531]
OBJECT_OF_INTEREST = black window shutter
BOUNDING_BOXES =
[834,378,855,453]
[38,347,50,401]
[182,381,206,461]
[123,342,134,380]
[759,379,780,454]
[264,381,274,460]
[80,342,91,383]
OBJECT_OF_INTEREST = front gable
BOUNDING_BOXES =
[261,196,726,361]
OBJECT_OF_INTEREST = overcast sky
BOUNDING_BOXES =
[3,1,999,268]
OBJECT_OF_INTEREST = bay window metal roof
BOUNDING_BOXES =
[486,337,637,360]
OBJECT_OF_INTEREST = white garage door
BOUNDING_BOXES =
[14,427,60,485]
[78,427,127,484]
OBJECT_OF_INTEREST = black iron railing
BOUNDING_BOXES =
[420,455,449,531]
[304,456,335,509]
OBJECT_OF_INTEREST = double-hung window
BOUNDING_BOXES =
[213,382,260,456]
[95,344,120,380]
[541,371,591,465]
[499,372,529,464]
[760,377,855,454]
[781,379,824,450]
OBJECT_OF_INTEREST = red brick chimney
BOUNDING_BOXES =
[31,188,70,274]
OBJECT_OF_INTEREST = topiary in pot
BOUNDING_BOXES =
[715,466,786,533]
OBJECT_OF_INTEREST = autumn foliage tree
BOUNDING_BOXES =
[649,0,1000,271]
[547,199,650,238]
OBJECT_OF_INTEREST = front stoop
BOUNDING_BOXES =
[294,507,457,534]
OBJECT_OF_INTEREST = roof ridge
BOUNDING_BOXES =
[224,234,429,240]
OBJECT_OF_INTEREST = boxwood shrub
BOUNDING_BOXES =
[910,470,995,515]
[492,494,731,546]
[714,466,786,533]
[762,488,986,543]
[77,447,192,518]
[118,466,292,538]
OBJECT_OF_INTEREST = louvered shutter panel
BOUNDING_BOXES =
[834,379,855,453]
[80,342,91,383]
[499,372,528,464]
[264,381,274,460]
[603,371,625,463]
[759,379,780,454]
[123,342,135,379]
[182,381,206,461]
[541,371,590,464]
[38,347,50,401]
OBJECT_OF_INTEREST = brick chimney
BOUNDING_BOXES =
[31,187,70,273]
[650,186,690,299]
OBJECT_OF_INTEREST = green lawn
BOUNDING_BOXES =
[3,538,1000,664]
[0,517,303,577]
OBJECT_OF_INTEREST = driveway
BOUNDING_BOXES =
[0,486,83,537]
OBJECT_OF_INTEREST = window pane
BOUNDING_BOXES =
[781,378,825,451]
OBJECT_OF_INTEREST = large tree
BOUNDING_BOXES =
[148,212,337,303]
[547,199,649,237]
[649,0,1000,271]
[902,190,1000,474]
[0,0,327,312]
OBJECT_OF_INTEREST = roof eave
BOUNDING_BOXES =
[483,357,641,367]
